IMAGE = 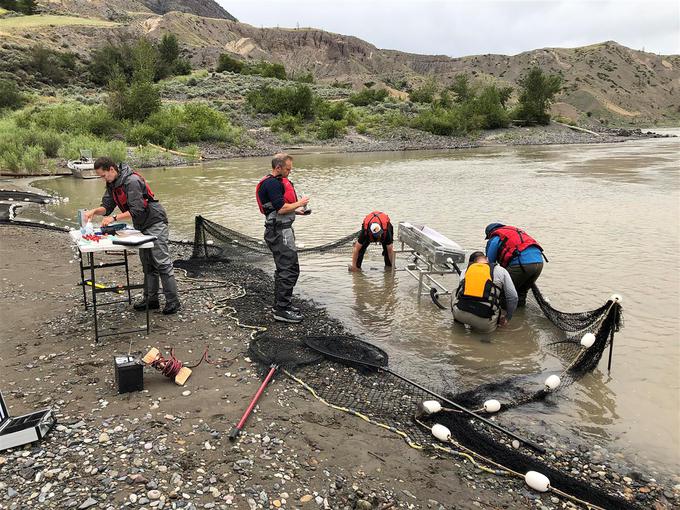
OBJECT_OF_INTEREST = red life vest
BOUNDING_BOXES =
[362,211,390,241]
[492,226,543,267]
[255,174,297,215]
[112,171,156,212]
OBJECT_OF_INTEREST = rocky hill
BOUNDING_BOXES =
[2,1,678,125]
[38,0,237,20]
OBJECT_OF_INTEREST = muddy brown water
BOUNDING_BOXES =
[25,132,680,478]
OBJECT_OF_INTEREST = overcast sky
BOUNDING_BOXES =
[220,0,679,56]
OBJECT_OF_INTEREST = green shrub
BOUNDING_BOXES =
[108,78,161,122]
[1,0,37,15]
[14,103,121,137]
[126,123,158,146]
[0,80,26,110]
[0,143,44,174]
[315,100,349,121]
[269,114,303,134]
[242,61,286,79]
[0,143,21,172]
[21,145,44,173]
[294,72,315,84]
[470,85,510,129]
[58,133,126,161]
[23,46,76,85]
[515,67,562,125]
[88,43,135,86]
[89,36,188,85]
[316,119,347,140]
[22,128,62,158]
[409,79,438,104]
[356,123,370,135]
[247,84,314,117]
[173,58,192,76]
[412,107,467,136]
[216,54,243,73]
[348,88,388,106]
[125,103,240,148]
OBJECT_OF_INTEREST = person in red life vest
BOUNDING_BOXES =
[84,157,181,315]
[485,223,546,307]
[348,211,395,272]
[452,251,518,333]
[256,153,309,323]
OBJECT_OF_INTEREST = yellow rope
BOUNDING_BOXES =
[285,370,423,450]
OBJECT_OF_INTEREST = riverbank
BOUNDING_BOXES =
[1,224,678,510]
[0,123,673,177]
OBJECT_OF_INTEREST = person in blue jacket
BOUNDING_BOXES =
[485,223,546,307]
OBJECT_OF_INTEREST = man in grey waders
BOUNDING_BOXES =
[255,153,309,323]
[85,157,181,315]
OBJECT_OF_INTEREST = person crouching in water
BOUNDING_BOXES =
[256,153,309,323]
[484,223,545,307]
[348,211,395,272]
[452,251,518,333]
[84,157,181,314]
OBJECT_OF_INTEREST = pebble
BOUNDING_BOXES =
[300,494,313,503]
[182,390,191,396]
[98,432,110,443]
[78,498,97,509]
[148,489,161,500]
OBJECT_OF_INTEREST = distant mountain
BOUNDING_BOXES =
[6,4,679,125]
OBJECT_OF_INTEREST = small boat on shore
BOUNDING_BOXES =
[67,150,97,179]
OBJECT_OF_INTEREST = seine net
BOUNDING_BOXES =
[190,215,359,259]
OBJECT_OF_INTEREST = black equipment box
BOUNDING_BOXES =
[0,392,56,452]
[114,355,144,394]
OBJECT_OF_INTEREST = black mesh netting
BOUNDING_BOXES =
[249,335,323,371]
[190,215,359,259]
[450,295,623,412]
[171,217,632,509]
[304,335,389,368]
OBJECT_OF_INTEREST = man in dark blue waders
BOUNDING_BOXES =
[256,153,310,323]
[85,157,181,314]
[484,223,546,307]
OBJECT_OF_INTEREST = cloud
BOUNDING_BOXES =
[221,0,679,55]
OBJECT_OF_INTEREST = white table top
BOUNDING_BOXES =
[69,230,155,253]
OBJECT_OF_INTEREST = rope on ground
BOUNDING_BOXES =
[174,267,267,340]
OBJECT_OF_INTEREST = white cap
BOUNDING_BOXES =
[370,222,382,234]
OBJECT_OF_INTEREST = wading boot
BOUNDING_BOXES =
[162,302,182,315]
[133,300,160,311]
[271,304,301,313]
[273,308,303,323]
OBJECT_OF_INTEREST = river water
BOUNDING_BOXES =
[26,133,680,478]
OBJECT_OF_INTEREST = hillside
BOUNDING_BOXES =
[38,0,237,20]
[1,2,678,125]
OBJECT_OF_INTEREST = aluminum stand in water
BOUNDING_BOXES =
[396,222,466,303]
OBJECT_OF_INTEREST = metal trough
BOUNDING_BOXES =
[396,222,467,304]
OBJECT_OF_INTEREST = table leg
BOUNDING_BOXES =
[89,253,99,343]
[79,253,88,310]
[124,250,132,305]
[142,248,150,335]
